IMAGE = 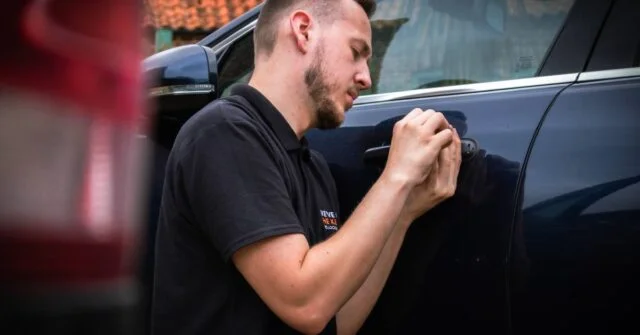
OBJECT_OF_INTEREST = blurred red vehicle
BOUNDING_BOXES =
[0,1,147,334]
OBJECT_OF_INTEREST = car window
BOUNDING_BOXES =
[368,0,575,94]
[218,33,255,98]
[218,0,576,98]
[586,0,640,71]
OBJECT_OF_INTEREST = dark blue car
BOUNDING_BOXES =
[143,0,640,333]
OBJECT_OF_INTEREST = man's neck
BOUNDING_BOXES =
[248,65,313,139]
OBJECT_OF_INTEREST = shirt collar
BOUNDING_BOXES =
[230,84,304,152]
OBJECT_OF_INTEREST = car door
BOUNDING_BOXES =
[209,0,607,334]
[511,0,640,334]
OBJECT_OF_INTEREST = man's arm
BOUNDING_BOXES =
[335,214,411,335]
[232,174,411,334]
[232,110,454,334]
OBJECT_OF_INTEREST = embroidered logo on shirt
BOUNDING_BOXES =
[320,210,338,231]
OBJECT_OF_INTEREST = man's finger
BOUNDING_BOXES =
[437,144,448,163]
[402,108,425,122]
[422,112,450,134]
[452,132,462,169]
[441,146,458,183]
[427,156,440,181]
[410,109,436,126]
[438,146,455,176]
[451,128,462,153]
[428,128,453,151]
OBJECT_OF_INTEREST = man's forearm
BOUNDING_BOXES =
[335,216,412,335]
[295,173,412,323]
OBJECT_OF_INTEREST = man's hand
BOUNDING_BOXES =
[401,127,462,223]
[382,109,454,188]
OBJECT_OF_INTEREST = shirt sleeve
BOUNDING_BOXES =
[176,109,304,262]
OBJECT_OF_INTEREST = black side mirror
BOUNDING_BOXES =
[143,44,218,122]
[143,45,218,146]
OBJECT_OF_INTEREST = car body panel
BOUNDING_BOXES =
[512,74,640,335]
[306,82,570,334]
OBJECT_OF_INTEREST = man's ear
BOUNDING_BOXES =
[289,10,313,54]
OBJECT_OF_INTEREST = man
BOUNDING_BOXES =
[150,0,462,334]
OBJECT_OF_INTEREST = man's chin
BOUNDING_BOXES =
[315,102,346,129]
[316,114,343,130]
[332,109,346,127]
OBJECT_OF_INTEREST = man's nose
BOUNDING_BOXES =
[355,65,372,91]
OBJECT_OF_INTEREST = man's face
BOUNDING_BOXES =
[304,0,372,130]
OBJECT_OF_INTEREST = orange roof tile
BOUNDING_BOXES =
[144,0,262,31]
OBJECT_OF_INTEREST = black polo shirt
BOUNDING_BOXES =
[151,84,341,335]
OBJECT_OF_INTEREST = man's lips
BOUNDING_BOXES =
[347,90,358,102]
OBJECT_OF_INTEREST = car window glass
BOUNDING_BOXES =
[366,0,575,95]
[217,0,576,98]
[218,33,255,98]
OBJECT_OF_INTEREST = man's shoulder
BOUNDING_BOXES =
[184,96,256,131]
[178,96,260,138]
[165,96,264,161]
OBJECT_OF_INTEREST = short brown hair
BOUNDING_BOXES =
[254,0,376,56]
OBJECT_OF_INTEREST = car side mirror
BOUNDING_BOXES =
[143,44,219,146]
[143,44,218,123]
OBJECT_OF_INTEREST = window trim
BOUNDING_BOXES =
[358,67,640,105]
[212,19,257,56]
[577,68,640,82]
[354,73,578,104]
[198,4,262,49]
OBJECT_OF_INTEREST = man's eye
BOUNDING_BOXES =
[351,48,360,60]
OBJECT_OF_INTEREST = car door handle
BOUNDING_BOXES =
[363,138,479,166]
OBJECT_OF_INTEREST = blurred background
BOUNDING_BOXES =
[142,0,263,55]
